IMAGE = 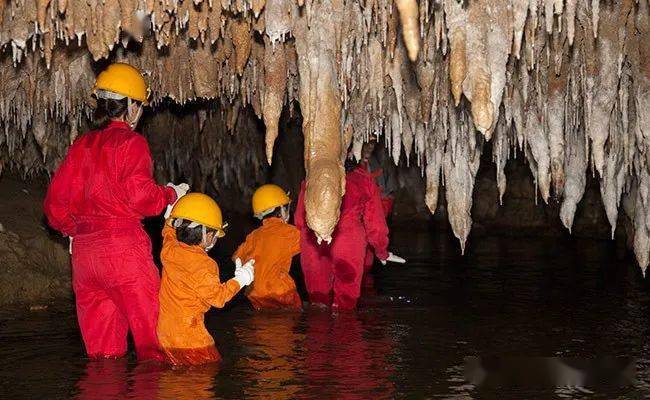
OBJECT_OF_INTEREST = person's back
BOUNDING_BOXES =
[338,167,382,230]
[44,121,175,236]
[233,217,302,310]
[297,167,389,252]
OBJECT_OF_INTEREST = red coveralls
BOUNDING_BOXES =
[357,162,394,287]
[43,121,176,361]
[295,167,389,309]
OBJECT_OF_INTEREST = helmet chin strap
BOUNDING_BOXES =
[280,205,290,222]
[203,225,218,251]
[173,219,217,251]
[127,98,143,129]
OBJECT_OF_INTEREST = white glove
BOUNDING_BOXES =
[233,258,255,288]
[380,252,406,266]
[167,182,190,200]
[164,183,190,219]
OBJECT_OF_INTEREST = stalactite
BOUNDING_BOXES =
[0,0,6,24]
[394,0,419,62]
[262,39,287,164]
[587,2,624,176]
[189,42,220,98]
[230,18,252,75]
[484,0,512,139]
[293,0,345,242]
[512,0,528,58]
[443,107,482,254]
[401,53,419,165]
[559,127,587,233]
[463,0,493,138]
[547,56,568,198]
[444,0,466,106]
[525,110,552,203]
[424,118,444,213]
[493,114,509,204]
[264,0,291,44]
[415,27,436,125]
[387,42,405,163]
[632,0,649,170]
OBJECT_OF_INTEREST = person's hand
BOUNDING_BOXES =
[167,182,190,200]
[164,183,190,218]
[233,258,255,287]
[380,252,406,265]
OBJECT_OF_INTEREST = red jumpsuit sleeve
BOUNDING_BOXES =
[120,135,177,217]
[363,178,390,260]
[43,143,79,236]
[293,183,306,232]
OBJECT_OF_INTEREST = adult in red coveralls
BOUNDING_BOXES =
[295,161,404,309]
[356,137,398,288]
[43,63,189,361]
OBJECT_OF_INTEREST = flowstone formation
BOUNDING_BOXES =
[0,0,648,273]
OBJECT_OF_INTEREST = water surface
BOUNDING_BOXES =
[1,233,648,399]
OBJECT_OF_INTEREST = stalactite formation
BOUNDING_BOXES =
[0,0,648,273]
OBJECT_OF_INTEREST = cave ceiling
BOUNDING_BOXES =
[0,0,648,273]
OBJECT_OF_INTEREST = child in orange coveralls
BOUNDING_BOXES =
[233,184,302,310]
[157,193,255,366]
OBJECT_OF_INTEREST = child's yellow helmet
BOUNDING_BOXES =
[170,193,226,237]
[252,184,290,216]
[93,63,149,104]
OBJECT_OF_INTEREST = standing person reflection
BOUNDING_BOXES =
[301,312,396,399]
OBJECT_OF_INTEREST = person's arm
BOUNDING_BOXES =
[363,179,390,261]
[43,143,79,236]
[191,261,242,309]
[120,135,177,217]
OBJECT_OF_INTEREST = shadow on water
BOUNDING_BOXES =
[0,230,649,399]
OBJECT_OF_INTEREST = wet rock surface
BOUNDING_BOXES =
[0,175,70,306]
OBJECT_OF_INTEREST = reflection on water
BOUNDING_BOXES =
[75,359,219,400]
[0,234,649,399]
[235,312,304,399]
[156,363,220,400]
[300,312,396,399]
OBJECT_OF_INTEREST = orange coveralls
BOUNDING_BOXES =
[233,217,302,310]
[157,224,242,365]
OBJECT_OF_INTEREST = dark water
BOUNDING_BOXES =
[1,232,649,399]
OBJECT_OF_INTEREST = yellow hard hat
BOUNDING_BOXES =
[252,184,290,216]
[93,63,149,104]
[170,193,226,237]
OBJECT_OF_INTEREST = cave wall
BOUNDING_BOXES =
[0,175,70,306]
[142,102,304,215]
